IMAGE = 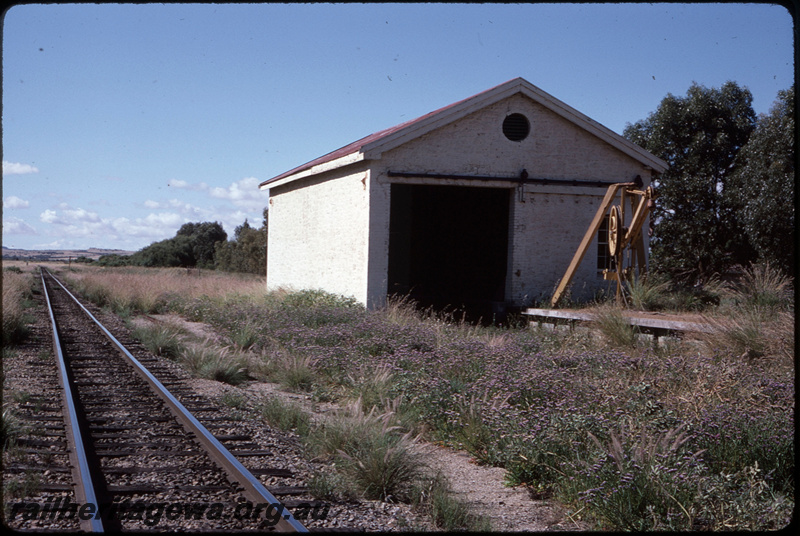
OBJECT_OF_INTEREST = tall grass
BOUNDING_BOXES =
[62,266,267,316]
[257,396,311,436]
[703,263,795,362]
[593,306,639,348]
[2,269,33,345]
[1,406,25,451]
[179,343,250,385]
[725,262,793,311]
[625,273,671,311]
[132,322,186,359]
[305,399,422,501]
[411,473,492,531]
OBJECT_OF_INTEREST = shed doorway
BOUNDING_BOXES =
[388,183,511,321]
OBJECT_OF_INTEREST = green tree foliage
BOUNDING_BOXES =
[95,253,130,267]
[215,209,268,275]
[129,234,195,267]
[728,86,795,275]
[106,221,228,268]
[624,81,757,284]
[176,221,228,269]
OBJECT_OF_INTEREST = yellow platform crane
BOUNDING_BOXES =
[550,176,656,307]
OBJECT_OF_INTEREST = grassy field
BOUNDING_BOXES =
[3,261,794,530]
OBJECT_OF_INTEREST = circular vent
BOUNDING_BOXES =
[502,113,530,141]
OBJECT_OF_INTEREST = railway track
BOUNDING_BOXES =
[6,268,312,532]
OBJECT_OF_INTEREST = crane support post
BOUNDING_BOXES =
[550,182,634,307]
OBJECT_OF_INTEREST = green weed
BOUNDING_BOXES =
[132,322,185,359]
[257,396,311,436]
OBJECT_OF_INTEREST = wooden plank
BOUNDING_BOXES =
[524,308,713,333]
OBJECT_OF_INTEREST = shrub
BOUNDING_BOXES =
[693,463,794,530]
[281,289,361,310]
[693,407,794,494]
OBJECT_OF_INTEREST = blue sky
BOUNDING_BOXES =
[2,3,794,251]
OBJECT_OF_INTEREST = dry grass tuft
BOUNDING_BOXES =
[702,308,794,362]
[2,269,33,345]
[593,306,639,348]
[306,398,422,501]
[724,263,793,311]
[179,341,249,385]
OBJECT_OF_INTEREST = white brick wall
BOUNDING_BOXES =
[267,167,371,303]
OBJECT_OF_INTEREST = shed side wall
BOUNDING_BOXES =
[267,168,370,302]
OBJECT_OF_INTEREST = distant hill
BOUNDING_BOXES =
[1,247,135,262]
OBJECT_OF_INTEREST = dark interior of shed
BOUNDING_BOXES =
[388,183,511,323]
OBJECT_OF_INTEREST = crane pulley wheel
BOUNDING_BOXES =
[608,205,624,256]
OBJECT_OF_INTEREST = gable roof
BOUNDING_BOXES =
[260,77,667,190]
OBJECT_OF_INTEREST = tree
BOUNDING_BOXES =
[728,86,795,275]
[125,221,227,268]
[177,221,227,269]
[624,81,756,284]
[214,212,268,275]
[130,235,194,267]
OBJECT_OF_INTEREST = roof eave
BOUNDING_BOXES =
[259,151,365,191]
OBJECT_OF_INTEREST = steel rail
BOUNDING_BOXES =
[40,269,106,533]
[42,268,308,532]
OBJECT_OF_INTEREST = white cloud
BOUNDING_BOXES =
[2,216,37,235]
[40,209,59,224]
[168,179,208,191]
[2,161,39,176]
[38,204,189,246]
[142,199,206,219]
[3,196,30,209]
[168,179,189,188]
[143,212,184,227]
[210,177,267,211]
[63,207,101,223]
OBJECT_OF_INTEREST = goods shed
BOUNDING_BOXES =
[259,78,667,315]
